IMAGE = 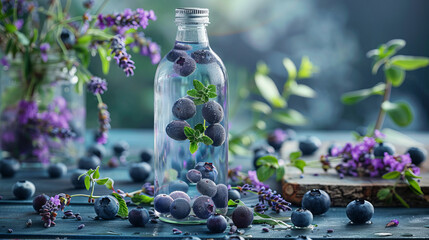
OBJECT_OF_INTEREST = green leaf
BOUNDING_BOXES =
[201,136,213,145]
[15,31,29,46]
[84,175,91,191]
[393,192,410,208]
[78,172,87,180]
[93,167,100,179]
[251,101,272,114]
[382,171,401,180]
[193,80,205,91]
[193,99,205,105]
[289,151,302,160]
[208,92,217,98]
[255,74,286,108]
[256,155,279,167]
[96,178,109,185]
[256,61,270,75]
[381,101,413,127]
[276,167,285,181]
[77,35,92,45]
[194,123,204,133]
[131,194,154,205]
[283,58,297,81]
[207,85,216,93]
[385,65,405,87]
[404,169,422,179]
[5,23,17,33]
[189,142,198,154]
[341,83,386,105]
[297,56,318,79]
[184,127,195,138]
[256,165,276,182]
[292,159,306,173]
[289,82,316,98]
[111,193,128,218]
[187,89,199,97]
[391,55,429,70]
[98,47,110,75]
[104,178,114,190]
[377,188,392,200]
[253,212,291,227]
[228,199,245,207]
[385,39,406,55]
[407,178,423,195]
[272,109,307,126]
[30,29,38,44]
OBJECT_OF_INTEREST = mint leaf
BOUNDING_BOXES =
[276,167,285,181]
[84,176,91,191]
[111,193,128,218]
[190,142,198,154]
[131,194,154,205]
[96,178,109,185]
[193,80,205,91]
[208,92,217,98]
[382,171,401,180]
[194,123,205,133]
[289,151,302,160]
[184,127,195,138]
[292,159,306,173]
[256,165,276,182]
[187,89,199,97]
[377,188,392,200]
[93,167,100,179]
[104,177,114,190]
[202,136,213,145]
[256,155,279,167]
[193,99,205,105]
[407,178,423,195]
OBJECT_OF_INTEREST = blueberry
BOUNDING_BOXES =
[32,194,49,212]
[128,208,150,227]
[228,189,241,201]
[94,195,119,220]
[191,49,216,64]
[406,147,427,166]
[112,141,129,156]
[186,169,202,183]
[291,208,313,227]
[129,162,151,182]
[167,49,187,62]
[373,142,395,157]
[207,214,227,233]
[253,145,275,155]
[170,198,191,219]
[202,101,224,124]
[169,191,191,202]
[169,180,189,193]
[78,156,101,170]
[172,97,197,120]
[299,136,321,156]
[166,120,190,141]
[71,169,87,189]
[140,149,153,163]
[194,162,218,181]
[192,195,215,219]
[174,42,192,51]
[231,205,253,228]
[0,157,20,178]
[12,180,35,200]
[87,144,106,159]
[346,199,374,224]
[154,194,174,213]
[205,124,226,147]
[47,163,67,178]
[60,28,76,48]
[197,178,217,197]
[267,129,287,151]
[173,56,196,77]
[301,189,331,215]
[212,184,228,208]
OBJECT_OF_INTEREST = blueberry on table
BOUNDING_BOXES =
[94,195,119,220]
[301,189,331,215]
[194,162,218,181]
[406,147,427,166]
[174,42,192,51]
[87,144,106,159]
[228,189,241,201]
[0,157,20,178]
[232,205,254,228]
[140,149,154,163]
[128,208,150,227]
[167,49,187,62]
[207,214,227,233]
[78,156,101,170]
[169,191,191,202]
[191,49,216,64]
[192,195,216,219]
[172,97,197,120]
[12,180,36,200]
[373,142,395,157]
[186,169,202,183]
[168,180,189,193]
[33,194,49,212]
[299,136,321,156]
[166,120,190,141]
[291,208,313,227]
[112,141,129,156]
[196,178,217,197]
[154,194,174,213]
[346,199,374,224]
[60,28,76,48]
[212,184,228,208]
[205,123,226,147]
[129,162,151,182]
[202,101,224,124]
[71,169,87,189]
[170,198,191,219]
[47,163,67,178]
[173,56,196,77]
[267,129,288,151]
[253,145,276,155]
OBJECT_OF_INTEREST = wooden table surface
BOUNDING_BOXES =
[1,130,429,239]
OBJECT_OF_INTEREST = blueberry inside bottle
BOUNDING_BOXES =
[154,8,229,221]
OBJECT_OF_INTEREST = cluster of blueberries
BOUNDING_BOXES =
[291,189,374,228]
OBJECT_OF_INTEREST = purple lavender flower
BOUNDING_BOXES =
[40,43,50,63]
[14,19,24,30]
[110,35,136,76]
[247,170,269,189]
[40,195,61,228]
[87,77,108,95]
[95,103,110,144]
[374,129,386,139]
[0,56,10,68]
[238,184,292,214]
[129,32,161,64]
[96,8,156,34]
[18,100,38,124]
[142,182,154,196]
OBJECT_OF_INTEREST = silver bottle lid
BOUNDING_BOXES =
[175,8,209,24]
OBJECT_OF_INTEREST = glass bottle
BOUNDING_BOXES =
[154,8,229,220]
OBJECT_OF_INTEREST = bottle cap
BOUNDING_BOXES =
[175,8,209,24]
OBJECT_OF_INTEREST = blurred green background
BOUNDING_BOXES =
[80,0,429,131]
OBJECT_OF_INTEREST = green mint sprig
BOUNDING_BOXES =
[187,79,217,105]
[184,123,214,154]
[256,151,306,182]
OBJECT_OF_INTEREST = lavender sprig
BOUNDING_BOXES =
[237,184,292,214]
[39,195,61,228]
[96,8,156,34]
[110,35,136,77]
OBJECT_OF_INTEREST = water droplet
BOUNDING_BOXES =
[374,232,392,237]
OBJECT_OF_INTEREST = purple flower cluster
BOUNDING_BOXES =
[95,103,110,144]
[96,8,156,34]
[142,182,154,196]
[40,43,50,62]
[39,195,61,228]
[110,35,136,76]
[129,32,161,64]
[320,137,420,178]
[87,77,108,95]
[239,184,292,214]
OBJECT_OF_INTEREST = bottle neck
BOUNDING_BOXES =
[175,24,209,44]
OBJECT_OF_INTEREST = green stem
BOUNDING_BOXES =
[69,194,101,198]
[13,0,18,22]
[63,0,71,15]
[374,80,392,132]
[89,0,109,29]
[96,93,103,104]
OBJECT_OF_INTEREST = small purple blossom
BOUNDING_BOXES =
[14,19,24,30]
[386,219,399,227]
[374,129,386,139]
[96,8,156,34]
[142,182,154,196]
[87,77,108,95]
[110,35,135,76]
[1,56,10,68]
[17,100,38,124]
[40,195,61,228]
[40,43,50,62]
[238,184,292,214]
[129,32,161,64]
[247,170,269,189]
